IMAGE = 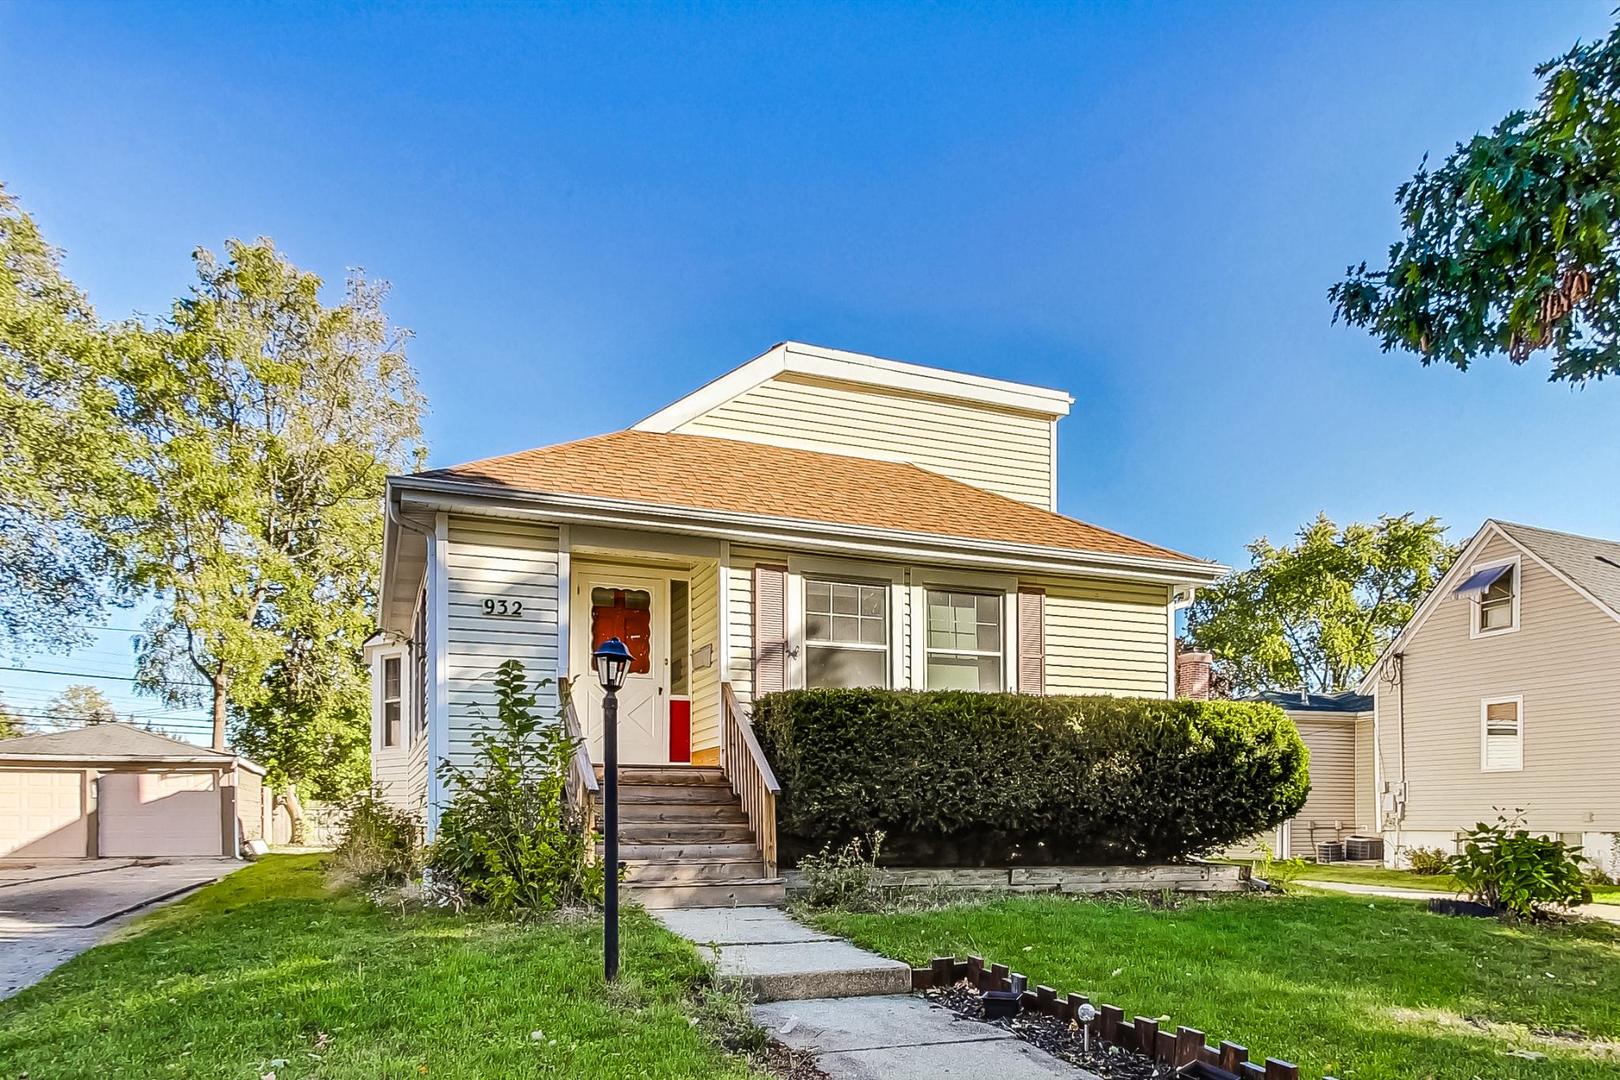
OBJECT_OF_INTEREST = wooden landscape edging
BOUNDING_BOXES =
[781,861,1250,895]
[912,954,1324,1080]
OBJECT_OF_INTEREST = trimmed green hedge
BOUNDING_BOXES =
[753,689,1310,866]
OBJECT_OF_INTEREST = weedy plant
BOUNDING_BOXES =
[1405,846,1451,875]
[797,831,888,910]
[329,788,422,887]
[427,659,604,915]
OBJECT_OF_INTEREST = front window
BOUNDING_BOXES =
[1479,566,1516,632]
[925,590,1004,691]
[804,579,888,688]
[382,656,402,748]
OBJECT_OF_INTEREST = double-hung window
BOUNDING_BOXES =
[804,579,888,688]
[1481,696,1523,771]
[925,590,1004,691]
[382,655,402,748]
[1457,558,1518,637]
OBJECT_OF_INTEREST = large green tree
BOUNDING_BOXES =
[0,693,22,739]
[44,683,121,728]
[129,239,426,765]
[0,185,142,655]
[1186,514,1455,697]
[1331,20,1620,383]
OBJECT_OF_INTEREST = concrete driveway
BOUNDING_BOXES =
[0,858,240,999]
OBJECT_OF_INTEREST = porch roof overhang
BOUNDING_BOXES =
[383,472,1227,610]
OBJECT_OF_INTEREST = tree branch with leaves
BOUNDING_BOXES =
[1332,20,1620,383]
[1186,514,1456,698]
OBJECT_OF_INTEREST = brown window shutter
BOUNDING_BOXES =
[1017,587,1045,695]
[753,564,789,695]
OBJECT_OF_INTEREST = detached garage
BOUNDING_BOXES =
[0,724,270,860]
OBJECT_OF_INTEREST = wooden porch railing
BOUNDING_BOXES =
[561,686,599,846]
[720,682,780,878]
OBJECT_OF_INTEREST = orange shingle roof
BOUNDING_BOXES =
[416,431,1206,565]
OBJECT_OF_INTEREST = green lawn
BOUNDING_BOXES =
[1285,861,1620,902]
[0,854,761,1079]
[811,892,1620,1080]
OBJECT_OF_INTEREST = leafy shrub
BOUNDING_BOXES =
[427,660,604,914]
[754,689,1309,865]
[1405,846,1451,875]
[797,831,887,910]
[330,789,421,886]
[1449,814,1588,919]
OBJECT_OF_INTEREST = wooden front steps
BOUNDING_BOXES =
[593,763,785,909]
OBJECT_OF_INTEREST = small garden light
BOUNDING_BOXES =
[592,635,634,981]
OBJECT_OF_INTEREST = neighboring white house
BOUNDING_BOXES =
[1359,519,1620,877]
[367,341,1225,902]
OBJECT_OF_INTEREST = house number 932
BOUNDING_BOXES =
[482,598,524,617]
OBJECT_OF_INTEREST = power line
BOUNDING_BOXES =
[0,665,211,688]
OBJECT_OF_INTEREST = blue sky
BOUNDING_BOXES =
[3,2,1617,740]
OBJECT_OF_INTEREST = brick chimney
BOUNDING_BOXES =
[1176,651,1213,700]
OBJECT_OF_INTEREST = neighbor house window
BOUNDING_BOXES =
[1457,558,1519,637]
[382,655,402,748]
[1481,696,1523,771]
[925,590,1003,691]
[804,579,888,688]
[1478,565,1516,632]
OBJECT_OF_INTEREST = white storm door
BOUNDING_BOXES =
[570,571,669,764]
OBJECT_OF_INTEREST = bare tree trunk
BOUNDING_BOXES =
[279,786,307,846]
[211,676,229,750]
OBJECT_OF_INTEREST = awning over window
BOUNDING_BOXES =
[1453,563,1511,600]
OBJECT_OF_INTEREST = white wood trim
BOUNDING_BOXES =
[718,541,731,687]
[427,512,450,838]
[1479,693,1525,772]
[395,482,1226,587]
[786,554,908,690]
[632,340,1072,432]
[911,567,1019,693]
[1048,418,1059,512]
[1467,554,1521,639]
[371,647,407,753]
[556,524,571,679]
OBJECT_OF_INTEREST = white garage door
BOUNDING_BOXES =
[0,769,88,858]
[98,770,223,857]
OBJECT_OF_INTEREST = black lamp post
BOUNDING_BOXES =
[592,635,632,982]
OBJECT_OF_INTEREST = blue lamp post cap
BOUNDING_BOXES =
[592,637,633,662]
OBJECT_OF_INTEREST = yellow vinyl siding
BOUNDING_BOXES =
[1024,576,1171,696]
[687,561,721,754]
[443,517,561,769]
[1383,532,1620,834]
[671,373,1056,509]
[1284,716,1357,858]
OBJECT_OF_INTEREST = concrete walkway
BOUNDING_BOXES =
[0,859,240,999]
[653,906,1093,1079]
[1299,879,1620,924]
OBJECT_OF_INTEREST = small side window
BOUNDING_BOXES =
[1481,696,1523,771]
[382,655,402,748]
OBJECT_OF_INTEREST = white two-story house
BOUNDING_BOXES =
[368,341,1224,904]
[1360,519,1620,876]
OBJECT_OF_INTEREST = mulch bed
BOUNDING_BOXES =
[753,1040,835,1080]
[925,982,1171,1079]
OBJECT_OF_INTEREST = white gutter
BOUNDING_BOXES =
[389,475,1227,588]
